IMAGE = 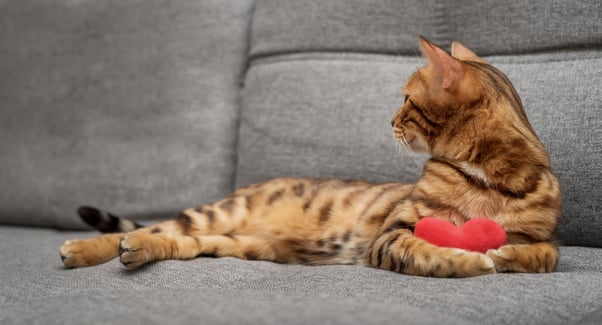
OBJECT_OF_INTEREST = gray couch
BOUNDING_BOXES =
[1,1,601,324]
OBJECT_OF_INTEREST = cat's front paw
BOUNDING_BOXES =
[119,235,151,268]
[487,245,521,272]
[448,248,497,277]
[487,244,557,273]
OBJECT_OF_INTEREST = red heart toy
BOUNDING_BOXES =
[414,217,506,253]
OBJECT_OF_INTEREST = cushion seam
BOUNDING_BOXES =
[248,50,602,68]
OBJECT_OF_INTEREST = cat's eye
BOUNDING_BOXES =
[404,95,409,103]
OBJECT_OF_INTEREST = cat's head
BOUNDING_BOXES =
[391,38,540,162]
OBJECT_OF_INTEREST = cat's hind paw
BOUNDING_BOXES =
[60,239,102,268]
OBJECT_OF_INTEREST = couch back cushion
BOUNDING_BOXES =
[236,0,602,247]
[0,0,254,229]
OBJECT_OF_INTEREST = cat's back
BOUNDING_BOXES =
[235,177,414,229]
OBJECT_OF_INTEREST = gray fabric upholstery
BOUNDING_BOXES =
[2,289,466,325]
[236,54,429,187]
[0,0,254,229]
[447,0,602,55]
[250,0,601,57]
[577,308,602,325]
[1,0,601,324]
[2,226,602,325]
[250,0,439,57]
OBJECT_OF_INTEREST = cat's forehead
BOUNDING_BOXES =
[402,69,428,94]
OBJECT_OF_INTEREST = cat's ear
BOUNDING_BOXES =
[419,37,464,90]
[451,41,488,64]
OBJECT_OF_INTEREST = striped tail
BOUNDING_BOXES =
[78,206,143,233]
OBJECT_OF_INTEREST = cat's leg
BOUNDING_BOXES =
[365,202,497,278]
[60,219,183,268]
[60,233,124,268]
[60,178,309,268]
[486,242,558,273]
[118,233,285,268]
[60,190,251,268]
[367,230,496,277]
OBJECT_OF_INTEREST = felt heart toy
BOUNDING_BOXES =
[414,217,506,253]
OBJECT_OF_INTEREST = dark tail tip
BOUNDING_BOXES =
[78,206,144,233]
[78,206,122,233]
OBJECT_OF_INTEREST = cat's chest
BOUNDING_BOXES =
[415,189,503,226]
[415,161,505,225]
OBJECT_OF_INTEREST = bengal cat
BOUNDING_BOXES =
[60,38,561,277]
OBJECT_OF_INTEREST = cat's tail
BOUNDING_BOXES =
[77,206,143,233]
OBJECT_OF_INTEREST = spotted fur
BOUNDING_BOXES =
[60,39,561,277]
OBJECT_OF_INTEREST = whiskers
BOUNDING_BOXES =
[391,128,412,156]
